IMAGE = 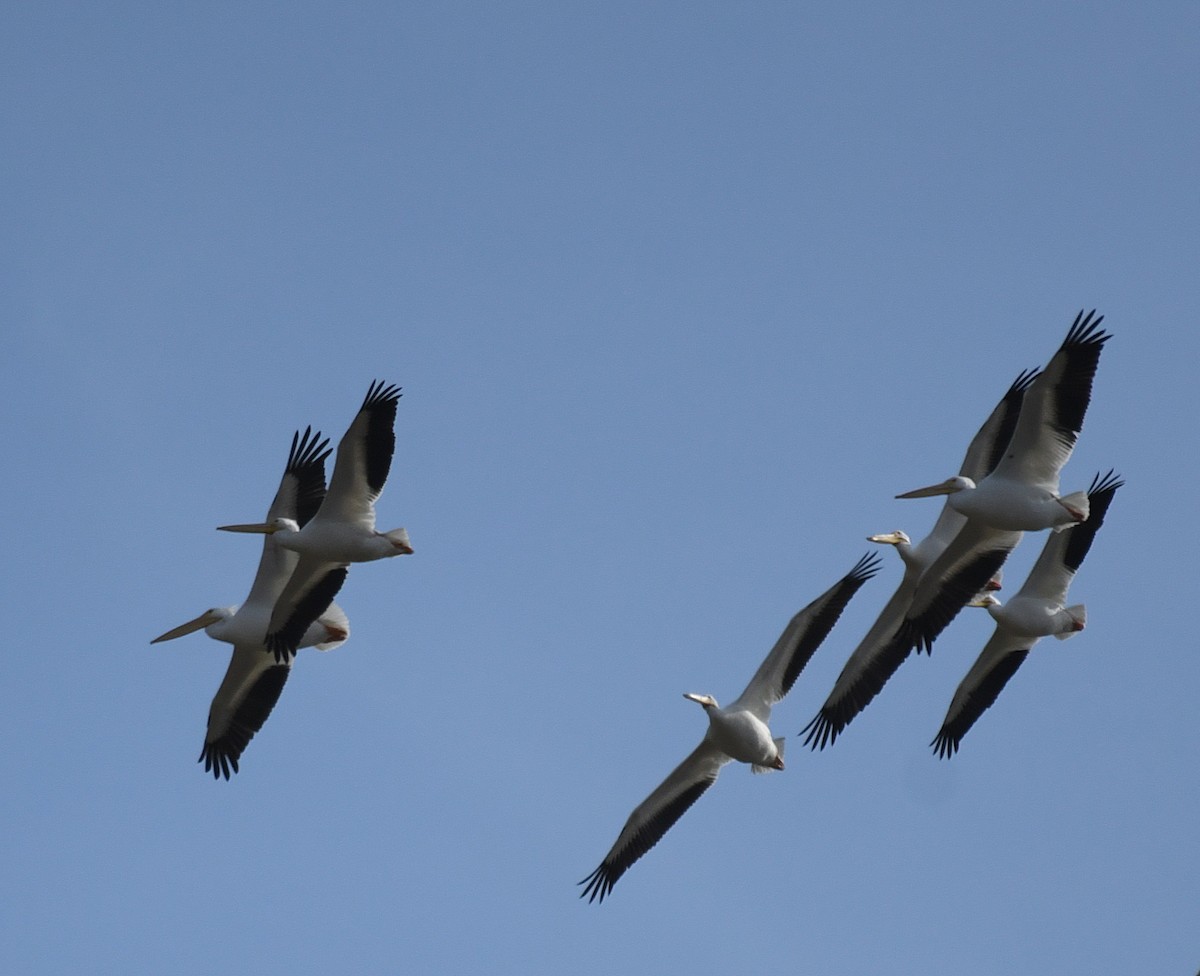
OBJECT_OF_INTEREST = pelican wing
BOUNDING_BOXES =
[931,630,1032,758]
[730,553,881,720]
[243,428,332,612]
[961,367,1041,483]
[922,367,1041,555]
[319,380,402,527]
[264,559,350,663]
[268,426,333,526]
[1016,470,1122,605]
[199,646,291,779]
[801,580,917,749]
[804,370,1040,749]
[579,741,729,904]
[991,311,1111,490]
[900,521,1023,654]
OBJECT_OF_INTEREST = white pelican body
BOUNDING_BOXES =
[801,369,1037,750]
[254,515,411,564]
[897,311,1111,654]
[931,471,1121,758]
[155,601,350,778]
[156,600,349,653]
[154,427,350,779]
[219,381,413,661]
[915,473,1087,532]
[981,592,1084,639]
[685,693,784,771]
[580,553,880,903]
[898,310,1109,533]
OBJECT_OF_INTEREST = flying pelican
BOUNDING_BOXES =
[218,380,413,662]
[896,310,1111,654]
[931,470,1122,758]
[152,427,351,779]
[579,553,880,903]
[801,368,1037,750]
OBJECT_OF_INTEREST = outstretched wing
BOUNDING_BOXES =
[931,631,1032,759]
[899,521,1023,655]
[1016,470,1123,605]
[319,380,402,528]
[199,646,292,780]
[730,553,881,721]
[991,311,1110,491]
[579,742,728,904]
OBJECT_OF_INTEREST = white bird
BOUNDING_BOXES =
[931,470,1122,757]
[152,427,351,779]
[218,380,413,662]
[801,368,1037,750]
[896,310,1111,654]
[579,553,880,903]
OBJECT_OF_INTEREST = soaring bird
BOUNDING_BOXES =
[218,380,413,662]
[801,368,1037,750]
[580,553,880,903]
[931,471,1122,758]
[153,427,351,779]
[896,310,1111,655]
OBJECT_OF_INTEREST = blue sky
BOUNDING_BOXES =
[4,3,1197,973]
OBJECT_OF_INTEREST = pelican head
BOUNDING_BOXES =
[867,530,912,547]
[151,607,232,643]
[896,475,976,500]
[216,516,300,535]
[683,693,718,710]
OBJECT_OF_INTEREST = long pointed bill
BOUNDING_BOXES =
[151,610,221,643]
[216,522,279,534]
[895,480,957,499]
[867,532,906,546]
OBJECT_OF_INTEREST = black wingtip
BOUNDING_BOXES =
[363,379,403,409]
[800,710,839,751]
[288,425,332,471]
[1063,308,1111,348]
[198,744,236,780]
[578,865,614,904]
[1007,367,1042,397]
[930,730,959,760]
[1088,468,1124,497]
[848,551,884,583]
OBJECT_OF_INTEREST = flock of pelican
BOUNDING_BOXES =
[580,310,1120,902]
[151,311,1120,903]
[153,381,412,779]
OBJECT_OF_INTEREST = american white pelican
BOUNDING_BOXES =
[801,369,1037,750]
[896,310,1111,654]
[579,553,880,903]
[152,427,351,779]
[218,381,413,662]
[931,471,1122,758]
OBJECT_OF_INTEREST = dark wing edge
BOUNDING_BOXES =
[1060,470,1123,573]
[900,542,1015,655]
[360,380,402,499]
[776,552,882,699]
[800,630,913,750]
[265,567,349,663]
[199,664,290,780]
[1049,309,1111,445]
[931,647,1031,759]
[289,426,333,527]
[968,367,1041,480]
[578,774,717,905]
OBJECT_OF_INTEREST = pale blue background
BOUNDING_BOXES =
[4,3,1197,973]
